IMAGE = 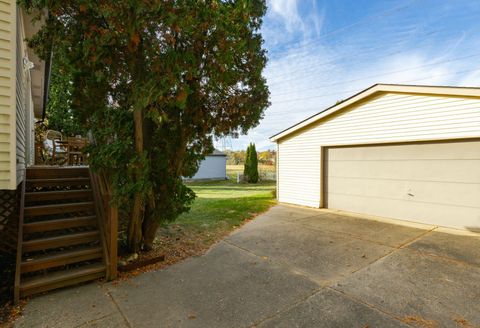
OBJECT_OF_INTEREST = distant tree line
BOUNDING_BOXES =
[226,149,275,165]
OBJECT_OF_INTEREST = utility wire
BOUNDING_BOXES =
[266,27,474,83]
[268,0,418,60]
[266,9,479,64]
[264,67,480,118]
[267,52,480,98]
[269,45,479,98]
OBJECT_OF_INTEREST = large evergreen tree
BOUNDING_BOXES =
[21,0,269,252]
[44,52,84,137]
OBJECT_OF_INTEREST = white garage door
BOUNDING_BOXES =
[325,140,480,230]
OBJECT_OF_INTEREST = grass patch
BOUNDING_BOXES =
[119,180,276,278]
[226,164,275,180]
[174,179,276,237]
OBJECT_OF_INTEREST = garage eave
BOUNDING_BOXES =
[269,83,480,143]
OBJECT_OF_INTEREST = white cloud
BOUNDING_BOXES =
[268,0,303,33]
[225,1,480,151]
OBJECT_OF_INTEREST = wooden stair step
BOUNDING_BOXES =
[25,189,93,202]
[20,263,105,298]
[26,177,91,188]
[23,216,97,233]
[26,167,90,179]
[23,231,100,252]
[21,246,103,273]
[24,202,94,217]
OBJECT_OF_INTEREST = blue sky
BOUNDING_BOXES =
[216,0,480,151]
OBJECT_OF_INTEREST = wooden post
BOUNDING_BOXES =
[14,170,26,304]
[89,170,118,281]
[109,205,118,279]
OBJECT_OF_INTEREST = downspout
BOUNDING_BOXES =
[39,49,52,122]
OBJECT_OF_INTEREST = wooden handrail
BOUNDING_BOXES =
[89,169,118,280]
[14,169,26,304]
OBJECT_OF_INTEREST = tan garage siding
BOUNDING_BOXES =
[326,141,480,229]
[0,0,15,189]
[277,93,480,208]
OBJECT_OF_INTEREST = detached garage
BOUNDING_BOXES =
[270,84,480,231]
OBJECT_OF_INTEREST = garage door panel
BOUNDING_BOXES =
[326,141,480,230]
[328,142,480,161]
[328,193,479,229]
[328,160,480,183]
[328,177,480,208]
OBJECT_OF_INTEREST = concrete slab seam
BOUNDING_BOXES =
[327,287,409,326]
[402,247,480,269]
[294,220,401,249]
[72,312,119,328]
[397,227,438,249]
[246,287,326,328]
[100,284,133,328]
[220,239,318,284]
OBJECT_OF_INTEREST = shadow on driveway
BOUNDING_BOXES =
[14,205,480,328]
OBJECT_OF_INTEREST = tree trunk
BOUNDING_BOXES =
[127,107,145,253]
[141,118,160,251]
[142,208,159,251]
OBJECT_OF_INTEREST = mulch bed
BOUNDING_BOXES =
[118,254,165,272]
[115,223,230,280]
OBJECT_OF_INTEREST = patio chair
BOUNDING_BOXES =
[44,130,68,165]
[67,136,88,165]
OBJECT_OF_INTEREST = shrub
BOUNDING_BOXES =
[244,143,259,183]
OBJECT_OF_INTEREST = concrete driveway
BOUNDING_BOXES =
[14,205,480,328]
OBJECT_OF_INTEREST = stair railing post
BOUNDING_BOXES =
[108,200,118,279]
[89,170,110,279]
[89,169,118,281]
[14,169,26,304]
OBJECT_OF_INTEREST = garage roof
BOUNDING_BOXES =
[269,84,480,142]
[208,149,227,156]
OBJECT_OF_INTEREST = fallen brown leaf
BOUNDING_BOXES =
[403,315,439,328]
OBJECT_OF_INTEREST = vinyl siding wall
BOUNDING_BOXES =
[0,4,34,190]
[191,156,227,180]
[20,11,34,169]
[277,93,480,208]
[0,1,15,189]
[15,9,33,184]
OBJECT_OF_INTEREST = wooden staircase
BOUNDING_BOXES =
[14,167,108,301]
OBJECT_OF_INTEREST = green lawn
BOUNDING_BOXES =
[177,180,277,230]
[145,180,276,270]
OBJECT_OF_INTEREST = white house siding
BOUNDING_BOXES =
[0,1,15,189]
[191,155,227,180]
[277,92,480,208]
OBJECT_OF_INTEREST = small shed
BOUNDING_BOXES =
[191,149,227,180]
